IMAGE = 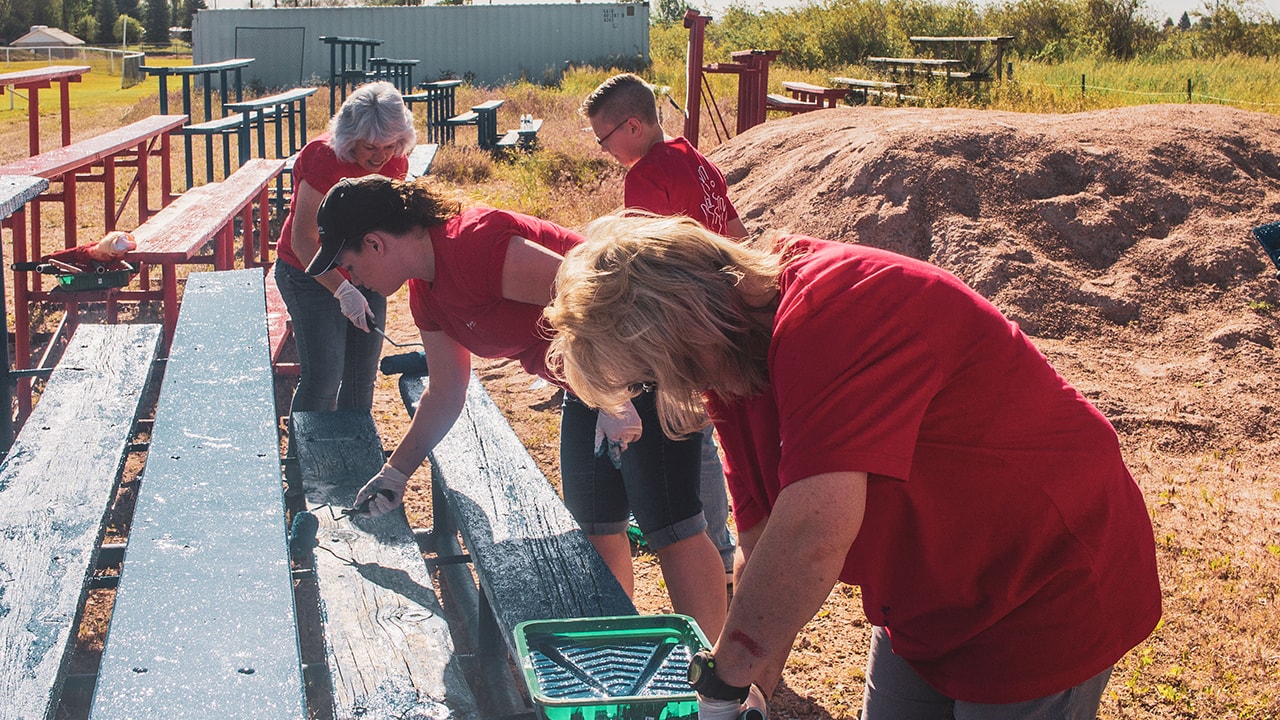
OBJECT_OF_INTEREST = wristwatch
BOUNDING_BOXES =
[688,649,751,703]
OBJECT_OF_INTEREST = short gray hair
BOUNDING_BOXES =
[329,81,417,164]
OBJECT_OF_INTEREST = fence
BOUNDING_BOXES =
[1,46,146,88]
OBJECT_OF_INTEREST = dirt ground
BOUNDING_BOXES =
[383,103,1280,718]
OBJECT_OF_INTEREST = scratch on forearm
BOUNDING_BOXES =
[727,628,765,658]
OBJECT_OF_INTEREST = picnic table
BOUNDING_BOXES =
[0,174,49,445]
[224,86,317,167]
[0,65,91,155]
[404,79,463,143]
[910,35,1015,80]
[141,58,255,188]
[319,35,383,115]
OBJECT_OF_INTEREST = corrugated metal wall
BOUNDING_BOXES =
[191,3,649,90]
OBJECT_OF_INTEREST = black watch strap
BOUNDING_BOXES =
[689,650,751,703]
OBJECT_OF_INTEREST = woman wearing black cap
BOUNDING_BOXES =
[307,174,727,642]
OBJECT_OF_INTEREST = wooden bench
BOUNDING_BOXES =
[866,56,967,81]
[141,58,255,189]
[830,75,910,104]
[224,87,317,169]
[765,93,821,114]
[264,267,297,377]
[0,65,92,155]
[0,173,49,426]
[0,113,187,250]
[182,112,255,187]
[89,269,306,719]
[0,323,163,720]
[2,114,188,413]
[445,99,504,151]
[289,410,480,719]
[405,142,440,180]
[399,372,637,716]
[403,79,463,144]
[780,80,850,108]
[495,117,542,152]
[910,35,1014,81]
[123,158,286,347]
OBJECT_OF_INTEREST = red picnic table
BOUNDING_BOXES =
[0,65,92,156]
[0,114,187,417]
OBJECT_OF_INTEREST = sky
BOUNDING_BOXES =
[208,0,1280,24]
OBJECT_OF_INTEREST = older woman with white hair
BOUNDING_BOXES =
[273,80,416,414]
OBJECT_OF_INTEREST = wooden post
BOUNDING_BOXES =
[1187,78,1192,102]
[684,9,710,148]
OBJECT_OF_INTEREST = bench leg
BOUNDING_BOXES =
[103,155,116,232]
[10,207,33,422]
[162,264,179,350]
[257,185,272,266]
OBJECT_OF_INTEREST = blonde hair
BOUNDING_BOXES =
[546,214,780,438]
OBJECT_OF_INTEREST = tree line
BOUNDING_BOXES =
[657,0,1280,64]
[4,0,1276,62]
[1,0,206,47]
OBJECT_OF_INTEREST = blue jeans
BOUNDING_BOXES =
[700,426,737,575]
[561,390,706,551]
[861,626,1113,720]
[274,260,385,414]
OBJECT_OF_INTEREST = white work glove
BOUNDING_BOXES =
[351,463,409,518]
[698,686,768,720]
[594,400,643,469]
[697,697,746,720]
[333,279,373,332]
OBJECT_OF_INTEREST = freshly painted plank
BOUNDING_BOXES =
[292,410,479,720]
[0,323,162,720]
[90,269,305,720]
[418,373,637,656]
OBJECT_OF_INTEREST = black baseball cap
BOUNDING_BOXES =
[307,175,404,276]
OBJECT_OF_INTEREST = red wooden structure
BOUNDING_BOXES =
[682,9,779,148]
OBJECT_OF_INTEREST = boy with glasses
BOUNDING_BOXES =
[580,73,748,594]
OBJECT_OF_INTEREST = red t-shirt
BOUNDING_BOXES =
[276,133,409,271]
[625,136,740,235]
[407,208,582,381]
[706,237,1160,703]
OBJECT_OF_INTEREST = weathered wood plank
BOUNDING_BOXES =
[0,115,189,179]
[0,323,162,720]
[128,158,285,262]
[291,409,479,720]
[419,373,637,656]
[89,269,306,720]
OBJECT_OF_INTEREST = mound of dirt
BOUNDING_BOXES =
[708,104,1280,454]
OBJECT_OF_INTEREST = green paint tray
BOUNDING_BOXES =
[54,262,136,292]
[514,614,709,720]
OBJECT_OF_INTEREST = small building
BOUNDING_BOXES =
[11,25,86,48]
